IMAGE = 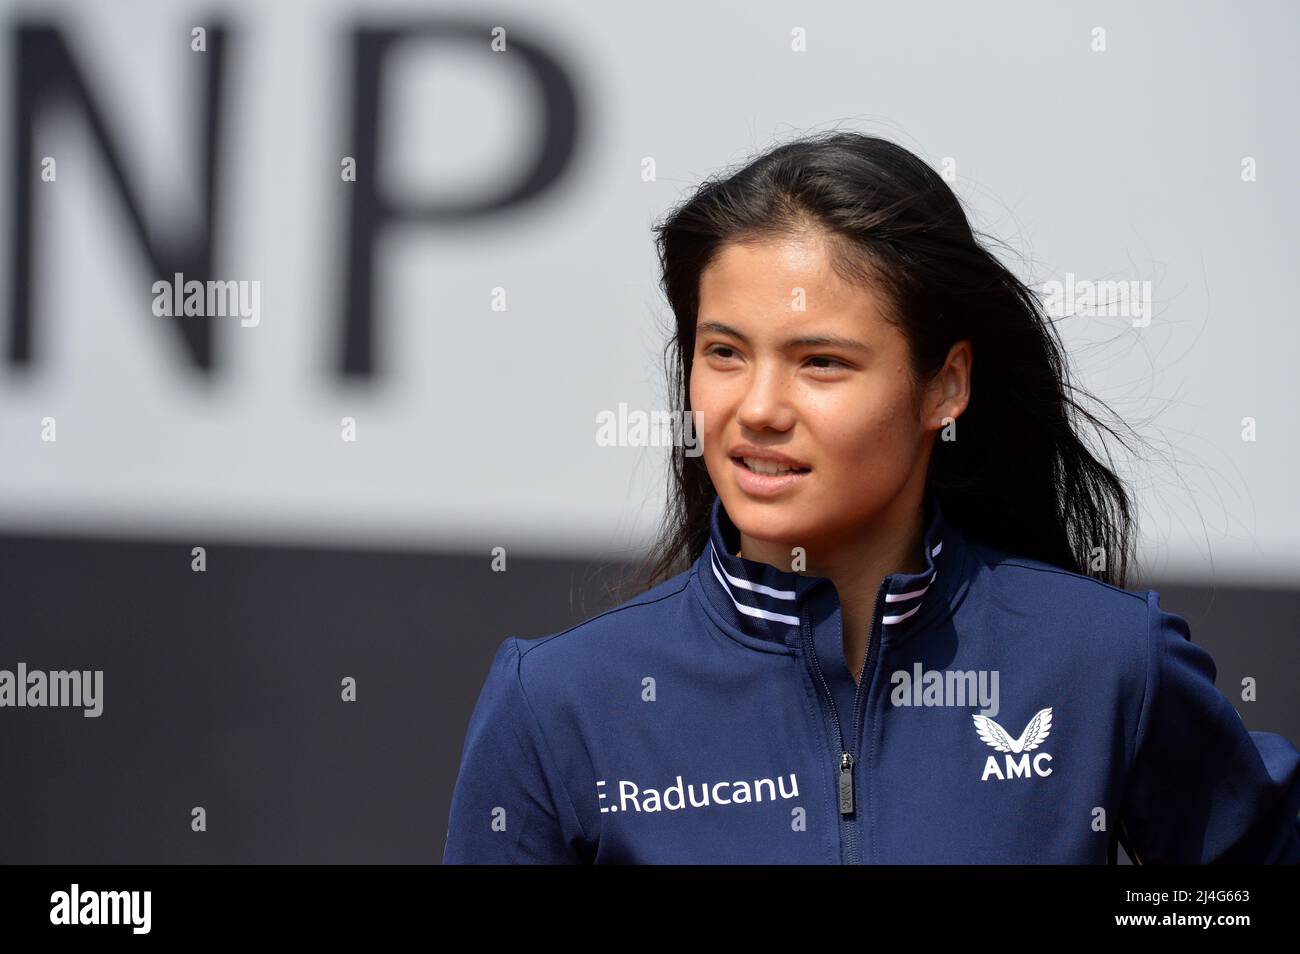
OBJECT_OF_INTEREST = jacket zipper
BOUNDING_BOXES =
[802,578,889,864]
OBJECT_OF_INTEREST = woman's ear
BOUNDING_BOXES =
[925,340,972,428]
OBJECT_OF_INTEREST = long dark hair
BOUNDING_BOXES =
[607,130,1143,608]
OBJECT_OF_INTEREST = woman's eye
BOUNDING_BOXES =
[705,345,737,360]
[807,356,848,371]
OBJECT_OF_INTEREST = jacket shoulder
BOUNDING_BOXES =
[961,540,1156,685]
[511,564,696,676]
[967,538,1150,613]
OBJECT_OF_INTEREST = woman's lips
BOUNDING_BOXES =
[731,456,811,497]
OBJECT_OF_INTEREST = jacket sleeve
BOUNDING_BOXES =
[1118,591,1300,863]
[442,637,586,864]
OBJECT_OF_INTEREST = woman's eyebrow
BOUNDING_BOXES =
[697,320,871,353]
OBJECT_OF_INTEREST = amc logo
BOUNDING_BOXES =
[972,707,1055,782]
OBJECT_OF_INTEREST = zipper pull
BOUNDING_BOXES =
[838,752,855,815]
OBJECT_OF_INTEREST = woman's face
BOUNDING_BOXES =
[689,233,962,558]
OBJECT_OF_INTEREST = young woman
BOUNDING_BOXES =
[443,131,1300,864]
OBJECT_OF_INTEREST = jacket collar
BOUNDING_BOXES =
[692,489,971,652]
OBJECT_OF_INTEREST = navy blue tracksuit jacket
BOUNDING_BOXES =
[443,491,1300,863]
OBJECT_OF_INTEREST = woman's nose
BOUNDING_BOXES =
[737,367,795,432]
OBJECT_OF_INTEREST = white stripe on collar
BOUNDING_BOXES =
[709,548,801,625]
[709,536,943,629]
